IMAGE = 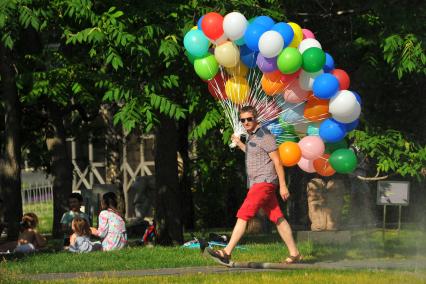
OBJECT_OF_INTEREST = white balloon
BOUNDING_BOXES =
[223,12,248,41]
[329,90,362,123]
[298,38,322,54]
[299,70,323,90]
[258,31,284,58]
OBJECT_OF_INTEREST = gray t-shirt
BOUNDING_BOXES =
[245,126,278,188]
[68,236,101,253]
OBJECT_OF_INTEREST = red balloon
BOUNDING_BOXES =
[281,69,301,83]
[207,73,227,100]
[331,69,350,90]
[201,12,224,41]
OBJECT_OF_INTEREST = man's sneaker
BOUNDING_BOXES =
[205,247,231,265]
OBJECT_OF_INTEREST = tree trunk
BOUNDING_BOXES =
[177,119,194,230]
[0,45,22,240]
[100,104,124,214]
[154,116,183,245]
[46,106,72,238]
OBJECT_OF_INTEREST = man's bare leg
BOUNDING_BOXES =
[223,218,247,256]
[276,217,299,256]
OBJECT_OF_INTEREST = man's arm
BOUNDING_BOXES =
[269,150,290,201]
[232,134,246,152]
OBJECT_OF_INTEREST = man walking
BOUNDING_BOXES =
[206,106,301,265]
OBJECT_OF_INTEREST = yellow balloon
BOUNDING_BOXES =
[214,41,240,68]
[191,26,198,30]
[225,61,248,77]
[225,76,250,104]
[288,22,303,48]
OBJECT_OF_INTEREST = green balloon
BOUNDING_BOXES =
[194,54,219,80]
[302,47,326,72]
[277,47,302,74]
[325,139,348,154]
[185,51,196,64]
[329,148,357,173]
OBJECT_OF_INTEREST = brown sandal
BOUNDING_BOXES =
[205,248,231,265]
[283,254,303,264]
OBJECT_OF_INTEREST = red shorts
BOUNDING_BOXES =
[236,182,284,224]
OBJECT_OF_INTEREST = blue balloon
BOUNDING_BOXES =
[313,73,340,99]
[240,45,258,68]
[271,22,294,48]
[342,119,359,132]
[197,16,204,31]
[244,23,269,52]
[319,118,346,143]
[352,91,362,105]
[253,16,275,29]
[280,103,305,124]
[183,29,209,58]
[323,52,335,72]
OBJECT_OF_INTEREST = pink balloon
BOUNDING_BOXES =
[298,135,325,160]
[283,80,309,103]
[302,29,315,39]
[298,157,316,173]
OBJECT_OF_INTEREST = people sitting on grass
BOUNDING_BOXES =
[0,213,46,253]
[91,192,127,251]
[61,192,90,247]
[67,216,101,253]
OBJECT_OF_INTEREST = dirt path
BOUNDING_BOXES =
[21,257,426,281]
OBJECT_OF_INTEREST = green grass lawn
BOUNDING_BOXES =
[1,269,426,284]
[1,229,425,276]
[39,270,426,284]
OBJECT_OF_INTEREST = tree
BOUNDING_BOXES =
[0,43,22,239]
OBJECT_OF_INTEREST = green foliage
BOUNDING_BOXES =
[189,108,222,140]
[383,34,426,79]
[349,129,426,179]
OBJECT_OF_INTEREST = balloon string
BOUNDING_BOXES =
[207,50,332,137]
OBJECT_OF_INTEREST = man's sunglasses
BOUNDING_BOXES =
[240,117,254,123]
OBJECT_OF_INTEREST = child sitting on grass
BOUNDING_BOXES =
[15,213,47,253]
[0,213,47,254]
[61,192,90,247]
[68,217,101,253]
[91,192,127,251]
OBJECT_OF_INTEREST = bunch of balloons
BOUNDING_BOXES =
[183,12,361,176]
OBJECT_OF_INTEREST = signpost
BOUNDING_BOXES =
[377,181,410,239]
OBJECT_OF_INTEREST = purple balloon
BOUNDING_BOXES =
[256,53,278,73]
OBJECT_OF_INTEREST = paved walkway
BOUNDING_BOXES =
[23,258,426,281]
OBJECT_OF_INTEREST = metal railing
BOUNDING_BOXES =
[21,182,53,205]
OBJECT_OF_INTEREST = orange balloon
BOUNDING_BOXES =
[278,141,302,167]
[261,75,288,96]
[313,154,336,176]
[304,95,330,122]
